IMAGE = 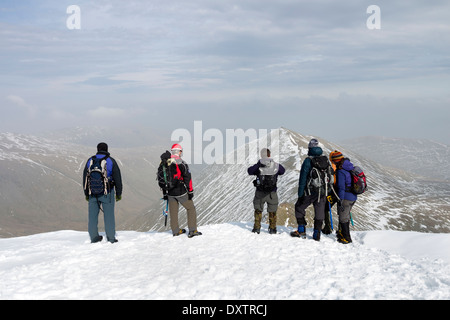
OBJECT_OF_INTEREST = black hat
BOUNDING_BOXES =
[97,142,108,152]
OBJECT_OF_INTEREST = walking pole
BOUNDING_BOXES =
[328,201,333,230]
[162,198,169,227]
[350,212,354,226]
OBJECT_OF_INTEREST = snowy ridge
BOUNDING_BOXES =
[0,222,449,300]
[194,128,450,233]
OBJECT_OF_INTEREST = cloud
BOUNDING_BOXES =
[87,106,126,118]
[85,106,147,120]
[1,0,450,143]
[6,95,36,116]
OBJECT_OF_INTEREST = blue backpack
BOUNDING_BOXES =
[86,156,109,196]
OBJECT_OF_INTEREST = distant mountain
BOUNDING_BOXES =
[0,131,165,237]
[339,136,450,182]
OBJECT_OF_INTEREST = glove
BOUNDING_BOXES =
[298,194,305,202]
[188,192,194,200]
[116,194,122,202]
[85,196,89,202]
[337,201,344,213]
[163,195,168,200]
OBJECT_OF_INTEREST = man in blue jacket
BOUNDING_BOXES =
[335,157,357,244]
[290,139,331,241]
[83,142,123,243]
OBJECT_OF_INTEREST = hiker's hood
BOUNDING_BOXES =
[308,147,323,157]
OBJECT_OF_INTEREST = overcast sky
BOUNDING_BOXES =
[1,0,449,145]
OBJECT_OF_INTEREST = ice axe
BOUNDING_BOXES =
[326,196,334,230]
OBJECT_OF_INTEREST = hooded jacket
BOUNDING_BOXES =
[336,159,358,202]
[247,157,286,192]
[297,146,323,198]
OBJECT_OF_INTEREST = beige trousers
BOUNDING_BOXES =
[168,194,197,234]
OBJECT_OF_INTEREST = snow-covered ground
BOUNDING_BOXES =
[0,222,449,300]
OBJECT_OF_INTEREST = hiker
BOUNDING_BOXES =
[290,139,332,241]
[247,148,285,234]
[158,144,202,238]
[83,142,123,243]
[322,150,342,234]
[334,154,358,244]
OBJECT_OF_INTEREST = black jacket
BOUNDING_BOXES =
[158,151,193,197]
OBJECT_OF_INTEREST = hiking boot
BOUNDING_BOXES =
[337,236,350,244]
[268,228,277,234]
[173,228,186,236]
[337,223,352,244]
[290,230,306,238]
[91,235,103,243]
[322,225,332,235]
[268,212,277,231]
[253,210,262,231]
[188,230,202,238]
[312,229,321,241]
[290,225,306,238]
[252,228,260,234]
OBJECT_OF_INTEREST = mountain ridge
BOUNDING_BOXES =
[1,127,449,238]
[190,128,450,233]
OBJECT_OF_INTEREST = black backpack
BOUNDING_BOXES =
[306,155,331,197]
[253,159,280,193]
[157,152,183,193]
[86,155,109,196]
[257,174,278,192]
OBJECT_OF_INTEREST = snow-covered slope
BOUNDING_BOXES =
[0,132,163,237]
[0,223,449,300]
[340,136,450,181]
[194,128,450,233]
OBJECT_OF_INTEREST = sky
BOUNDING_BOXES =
[1,0,449,145]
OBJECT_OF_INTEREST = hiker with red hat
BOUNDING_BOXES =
[157,144,202,238]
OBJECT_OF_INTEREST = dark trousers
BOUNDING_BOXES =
[294,193,326,226]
